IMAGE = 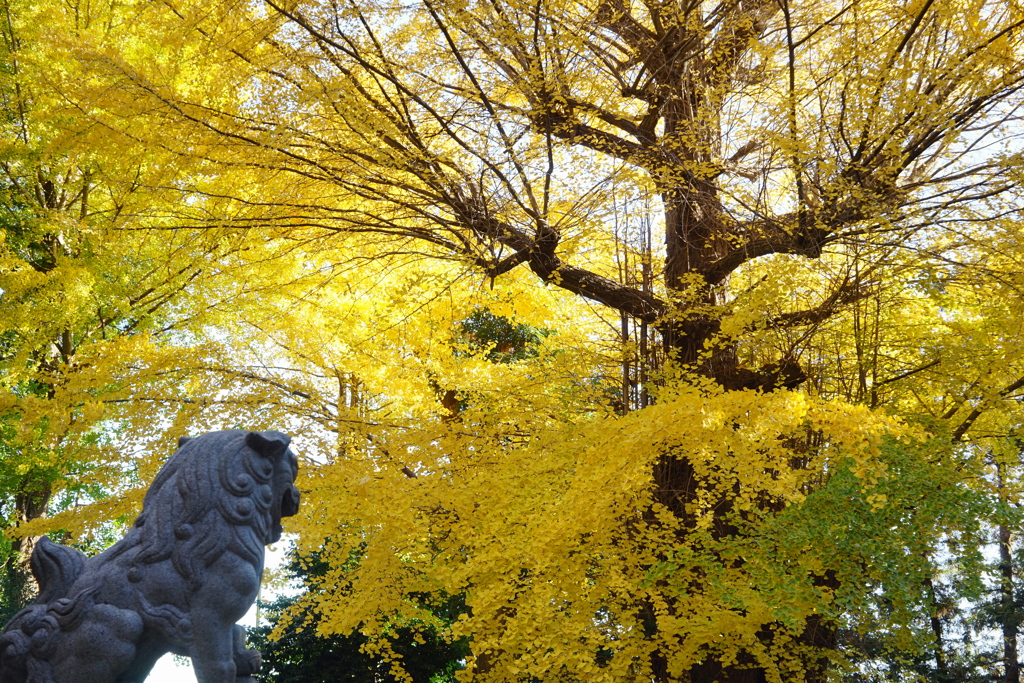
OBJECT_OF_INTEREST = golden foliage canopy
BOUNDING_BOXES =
[3,0,1024,680]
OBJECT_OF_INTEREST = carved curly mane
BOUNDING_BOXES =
[122,430,295,585]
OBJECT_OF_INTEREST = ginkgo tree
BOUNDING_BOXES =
[9,0,1024,680]
[0,0,350,602]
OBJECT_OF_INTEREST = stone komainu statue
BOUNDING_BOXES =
[0,430,301,683]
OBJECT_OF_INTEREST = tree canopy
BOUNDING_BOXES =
[2,0,1024,681]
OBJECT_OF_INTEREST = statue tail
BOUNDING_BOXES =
[30,537,87,605]
[0,538,90,683]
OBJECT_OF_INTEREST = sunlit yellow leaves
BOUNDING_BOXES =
[282,378,902,682]
[5,0,1024,679]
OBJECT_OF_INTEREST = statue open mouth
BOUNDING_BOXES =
[282,484,301,518]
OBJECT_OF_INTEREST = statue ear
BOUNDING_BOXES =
[246,431,291,458]
[177,436,192,448]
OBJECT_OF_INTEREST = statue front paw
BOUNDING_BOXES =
[231,623,262,677]
[234,647,262,677]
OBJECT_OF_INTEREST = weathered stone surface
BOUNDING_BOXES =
[0,430,301,683]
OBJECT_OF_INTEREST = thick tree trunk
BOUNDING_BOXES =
[6,473,51,587]
[652,192,827,683]
[1,475,50,624]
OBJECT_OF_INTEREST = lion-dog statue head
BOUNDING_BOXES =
[0,430,301,683]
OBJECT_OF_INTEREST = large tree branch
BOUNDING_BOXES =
[527,255,666,322]
[542,109,652,162]
[766,280,870,329]
[456,205,666,321]
[951,375,1024,443]
[702,218,831,286]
